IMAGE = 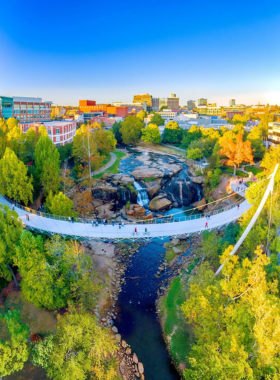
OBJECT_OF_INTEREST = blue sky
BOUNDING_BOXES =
[0,0,280,106]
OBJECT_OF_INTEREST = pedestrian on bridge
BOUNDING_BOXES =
[205,222,208,228]
[71,216,74,223]
[135,227,137,233]
[119,221,121,229]
[26,214,29,221]
[237,204,240,210]
[112,220,115,227]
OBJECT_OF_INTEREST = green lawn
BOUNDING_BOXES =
[161,276,192,366]
[245,166,264,176]
[91,150,126,179]
[222,166,248,177]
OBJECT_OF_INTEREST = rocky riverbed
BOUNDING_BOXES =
[82,235,204,380]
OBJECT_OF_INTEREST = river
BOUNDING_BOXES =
[115,241,181,380]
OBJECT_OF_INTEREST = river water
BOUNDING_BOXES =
[115,241,181,380]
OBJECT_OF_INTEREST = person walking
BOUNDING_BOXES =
[103,218,106,226]
[237,204,240,210]
[119,221,121,229]
[205,222,208,228]
[122,221,124,228]
[92,220,95,226]
[71,216,74,223]
[112,220,115,227]
[26,214,29,221]
[135,227,137,233]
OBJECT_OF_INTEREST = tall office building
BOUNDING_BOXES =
[229,99,235,106]
[198,98,207,106]
[133,94,152,112]
[152,97,159,111]
[187,100,196,111]
[0,96,52,121]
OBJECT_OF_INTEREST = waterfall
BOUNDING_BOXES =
[134,181,150,208]
[197,185,202,201]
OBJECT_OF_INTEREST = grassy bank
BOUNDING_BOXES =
[92,150,126,179]
[159,276,192,368]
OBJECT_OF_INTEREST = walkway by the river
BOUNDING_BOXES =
[77,151,117,181]
[0,195,251,240]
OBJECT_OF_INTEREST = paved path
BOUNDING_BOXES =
[0,195,251,241]
[78,152,117,181]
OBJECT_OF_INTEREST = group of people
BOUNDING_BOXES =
[92,219,125,229]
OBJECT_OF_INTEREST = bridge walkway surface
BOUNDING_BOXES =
[0,195,251,241]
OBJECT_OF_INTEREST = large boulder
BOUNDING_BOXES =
[92,184,117,201]
[111,174,134,186]
[149,196,172,211]
[147,183,161,198]
[193,198,207,211]
[134,205,146,217]
[189,175,206,184]
[163,178,199,207]
[131,166,164,180]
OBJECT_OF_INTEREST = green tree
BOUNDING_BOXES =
[46,191,77,217]
[0,205,23,284]
[0,310,30,377]
[150,112,165,126]
[188,137,216,158]
[120,115,144,145]
[112,121,123,144]
[141,123,161,144]
[33,309,118,380]
[181,125,203,148]
[57,143,73,162]
[137,110,147,121]
[0,148,33,205]
[16,233,99,310]
[162,121,183,144]
[187,147,203,160]
[247,126,266,159]
[35,136,60,194]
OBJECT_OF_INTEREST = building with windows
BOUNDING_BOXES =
[229,99,235,106]
[187,100,196,111]
[152,97,159,111]
[0,96,52,121]
[152,95,180,111]
[113,102,145,113]
[133,94,152,111]
[198,98,207,106]
[267,122,280,147]
[52,106,66,117]
[19,120,76,146]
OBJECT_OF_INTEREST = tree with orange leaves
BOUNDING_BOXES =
[218,131,254,175]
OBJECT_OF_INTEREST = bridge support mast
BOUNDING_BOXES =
[215,164,279,276]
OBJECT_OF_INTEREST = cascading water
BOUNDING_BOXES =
[196,184,202,201]
[134,181,150,208]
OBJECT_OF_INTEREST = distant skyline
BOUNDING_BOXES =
[1,0,280,107]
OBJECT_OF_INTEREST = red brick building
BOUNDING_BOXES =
[19,120,77,146]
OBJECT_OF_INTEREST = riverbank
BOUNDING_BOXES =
[157,235,203,376]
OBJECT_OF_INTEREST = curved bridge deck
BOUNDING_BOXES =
[0,196,251,241]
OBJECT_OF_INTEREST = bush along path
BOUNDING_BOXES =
[77,152,117,182]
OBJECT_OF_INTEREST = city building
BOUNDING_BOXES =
[267,122,280,147]
[198,98,207,106]
[152,97,159,111]
[0,96,52,121]
[79,100,110,113]
[197,105,207,115]
[229,99,235,106]
[113,102,145,113]
[19,120,77,146]
[158,110,177,121]
[52,106,66,117]
[226,110,245,118]
[90,116,120,128]
[133,93,152,111]
[187,100,196,111]
[83,111,103,123]
[106,106,128,118]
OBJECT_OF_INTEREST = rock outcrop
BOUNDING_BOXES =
[110,174,134,186]
[92,184,117,201]
[149,196,172,211]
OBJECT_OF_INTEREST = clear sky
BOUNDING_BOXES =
[1,0,280,106]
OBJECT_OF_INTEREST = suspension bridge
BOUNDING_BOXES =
[1,164,276,243]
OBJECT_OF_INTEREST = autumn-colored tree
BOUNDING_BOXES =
[141,123,161,144]
[218,131,254,175]
[61,162,75,194]
[73,126,103,179]
[76,190,95,217]
[137,110,148,121]
[0,148,33,205]
[182,246,280,379]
